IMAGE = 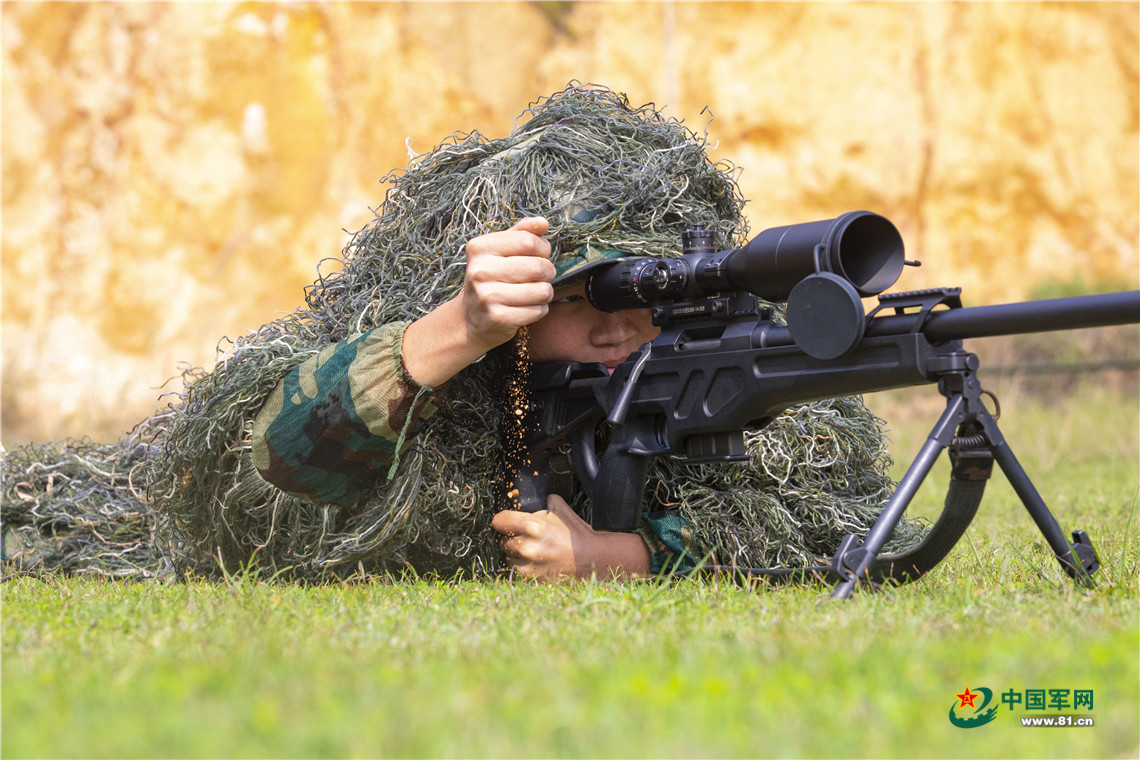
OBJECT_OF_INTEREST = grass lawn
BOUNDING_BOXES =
[2,381,1137,758]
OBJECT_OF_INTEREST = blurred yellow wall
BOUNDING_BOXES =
[2,1,1137,444]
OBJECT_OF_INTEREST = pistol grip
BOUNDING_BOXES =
[507,466,550,513]
[591,446,650,532]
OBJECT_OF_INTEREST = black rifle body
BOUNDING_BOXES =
[514,288,1140,557]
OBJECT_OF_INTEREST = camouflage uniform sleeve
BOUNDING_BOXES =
[637,511,704,575]
[251,322,439,507]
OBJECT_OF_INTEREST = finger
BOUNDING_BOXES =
[501,547,550,577]
[492,508,542,537]
[499,533,524,557]
[544,494,570,513]
[474,283,555,311]
[510,216,550,236]
[467,228,552,262]
[464,268,554,335]
[468,253,556,287]
[503,554,539,578]
[463,302,549,347]
[491,509,521,536]
[542,495,587,528]
[488,304,550,332]
[510,558,560,583]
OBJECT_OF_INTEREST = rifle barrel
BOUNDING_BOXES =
[865,290,1140,342]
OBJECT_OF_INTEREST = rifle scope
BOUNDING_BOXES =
[585,210,907,311]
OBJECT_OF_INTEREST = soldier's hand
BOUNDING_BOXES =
[492,495,651,582]
[402,217,553,387]
[460,216,555,353]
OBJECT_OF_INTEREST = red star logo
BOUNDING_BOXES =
[956,686,979,709]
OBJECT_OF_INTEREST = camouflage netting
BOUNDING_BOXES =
[1,83,927,582]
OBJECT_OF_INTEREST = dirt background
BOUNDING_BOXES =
[3,1,1137,444]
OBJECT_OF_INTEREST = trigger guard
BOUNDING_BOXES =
[569,423,600,503]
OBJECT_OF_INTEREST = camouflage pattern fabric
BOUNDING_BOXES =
[639,512,704,574]
[252,323,438,507]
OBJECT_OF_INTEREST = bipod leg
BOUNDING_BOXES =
[975,409,1098,588]
[830,394,967,600]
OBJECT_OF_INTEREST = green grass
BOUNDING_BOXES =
[3,384,1137,759]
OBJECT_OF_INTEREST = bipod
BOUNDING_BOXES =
[828,347,1100,600]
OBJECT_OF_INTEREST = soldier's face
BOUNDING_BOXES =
[526,283,658,372]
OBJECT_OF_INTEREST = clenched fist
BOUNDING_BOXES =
[460,216,556,351]
[402,217,554,387]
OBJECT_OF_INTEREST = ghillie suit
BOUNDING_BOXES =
[1,83,927,581]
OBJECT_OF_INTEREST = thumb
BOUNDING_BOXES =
[545,494,590,530]
[491,508,530,536]
[544,493,571,514]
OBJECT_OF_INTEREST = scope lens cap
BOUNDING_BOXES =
[786,273,866,360]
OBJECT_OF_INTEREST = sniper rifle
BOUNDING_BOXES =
[507,211,1140,599]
